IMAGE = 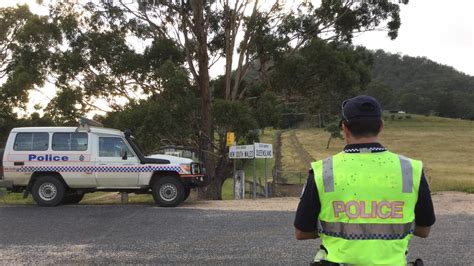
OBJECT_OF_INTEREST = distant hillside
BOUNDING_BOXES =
[368,50,474,119]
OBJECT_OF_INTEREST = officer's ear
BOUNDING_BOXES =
[379,119,384,133]
[341,120,349,131]
[341,121,351,138]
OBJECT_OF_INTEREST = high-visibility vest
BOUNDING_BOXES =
[311,150,422,265]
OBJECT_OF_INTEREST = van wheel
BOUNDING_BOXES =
[184,187,191,201]
[152,176,184,207]
[31,176,66,207]
[62,192,85,204]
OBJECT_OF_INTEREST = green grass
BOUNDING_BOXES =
[0,190,157,205]
[280,114,474,192]
[0,188,34,204]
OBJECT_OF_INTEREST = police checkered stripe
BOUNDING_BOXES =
[344,147,387,153]
[318,228,413,240]
[16,165,182,173]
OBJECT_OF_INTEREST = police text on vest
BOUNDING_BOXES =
[333,201,404,219]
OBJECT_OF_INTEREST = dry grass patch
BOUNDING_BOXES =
[280,115,474,192]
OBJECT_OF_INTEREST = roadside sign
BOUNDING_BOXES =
[226,132,235,147]
[229,145,255,159]
[230,142,273,200]
[254,143,273,158]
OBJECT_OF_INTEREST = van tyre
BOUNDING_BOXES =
[31,176,66,207]
[62,192,85,204]
[152,176,184,207]
[184,187,191,201]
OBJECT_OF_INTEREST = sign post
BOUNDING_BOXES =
[234,170,245,199]
[254,143,273,198]
[229,144,254,199]
[253,152,257,199]
[229,143,273,200]
[227,132,236,199]
[264,158,268,197]
[233,159,236,199]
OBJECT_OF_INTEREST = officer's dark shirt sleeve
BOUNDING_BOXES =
[414,171,436,227]
[294,170,321,232]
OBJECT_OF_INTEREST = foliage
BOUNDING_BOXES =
[271,39,373,116]
[324,121,343,149]
[212,99,259,144]
[370,50,474,119]
[99,61,198,153]
[44,87,86,125]
[0,4,61,110]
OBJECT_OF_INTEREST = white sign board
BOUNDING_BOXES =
[229,145,255,159]
[254,143,273,158]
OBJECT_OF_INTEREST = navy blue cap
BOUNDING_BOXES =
[342,95,382,120]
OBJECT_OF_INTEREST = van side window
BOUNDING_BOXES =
[14,133,49,151]
[52,133,88,151]
[99,137,134,157]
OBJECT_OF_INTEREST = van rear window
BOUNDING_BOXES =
[52,133,88,151]
[14,133,49,151]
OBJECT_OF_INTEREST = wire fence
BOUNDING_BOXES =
[274,170,307,185]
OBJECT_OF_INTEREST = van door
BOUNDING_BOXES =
[94,135,140,188]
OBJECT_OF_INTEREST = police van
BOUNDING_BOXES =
[0,118,207,207]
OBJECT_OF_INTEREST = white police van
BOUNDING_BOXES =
[0,118,207,207]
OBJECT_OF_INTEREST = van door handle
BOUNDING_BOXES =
[14,162,24,166]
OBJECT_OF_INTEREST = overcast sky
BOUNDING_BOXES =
[352,0,474,76]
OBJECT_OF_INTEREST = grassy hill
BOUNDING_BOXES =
[280,114,474,192]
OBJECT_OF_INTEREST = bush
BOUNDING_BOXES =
[405,115,411,119]
[391,114,396,120]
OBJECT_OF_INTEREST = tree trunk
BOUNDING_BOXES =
[188,1,220,200]
[326,136,332,149]
[223,5,235,101]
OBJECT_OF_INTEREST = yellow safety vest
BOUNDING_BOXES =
[311,150,422,265]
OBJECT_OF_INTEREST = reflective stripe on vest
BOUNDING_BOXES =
[322,155,416,193]
[399,155,413,193]
[323,157,334,192]
[319,221,414,240]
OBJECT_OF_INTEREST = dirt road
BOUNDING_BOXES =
[182,191,474,215]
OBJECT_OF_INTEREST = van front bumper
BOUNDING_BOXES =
[181,175,209,188]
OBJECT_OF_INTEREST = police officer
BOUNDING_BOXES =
[294,95,435,265]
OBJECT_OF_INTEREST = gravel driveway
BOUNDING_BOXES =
[0,203,472,265]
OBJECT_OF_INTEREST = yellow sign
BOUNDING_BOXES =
[226,132,235,147]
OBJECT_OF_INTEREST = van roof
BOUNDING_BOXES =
[11,127,123,136]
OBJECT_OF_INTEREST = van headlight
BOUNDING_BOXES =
[190,163,201,174]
